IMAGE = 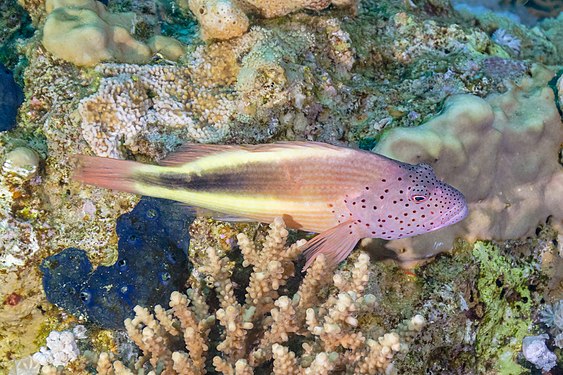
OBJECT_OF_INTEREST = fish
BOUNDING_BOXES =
[74,142,468,269]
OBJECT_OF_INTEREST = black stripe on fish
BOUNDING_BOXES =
[138,169,255,192]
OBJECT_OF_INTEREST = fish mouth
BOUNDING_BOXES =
[442,204,468,227]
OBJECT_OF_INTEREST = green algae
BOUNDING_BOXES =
[391,236,556,373]
[473,241,540,374]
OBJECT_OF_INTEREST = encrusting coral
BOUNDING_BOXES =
[42,0,151,67]
[96,218,426,374]
[239,0,357,19]
[42,0,186,67]
[369,65,563,262]
[78,20,355,158]
[78,59,238,158]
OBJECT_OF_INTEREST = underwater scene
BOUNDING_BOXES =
[0,0,562,374]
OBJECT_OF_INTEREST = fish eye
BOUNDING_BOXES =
[411,195,427,203]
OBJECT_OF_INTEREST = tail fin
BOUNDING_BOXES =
[73,155,143,195]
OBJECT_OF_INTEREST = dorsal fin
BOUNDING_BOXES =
[158,144,240,166]
[158,142,349,166]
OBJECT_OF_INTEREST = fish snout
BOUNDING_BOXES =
[440,193,468,227]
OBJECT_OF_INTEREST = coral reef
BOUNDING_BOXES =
[2,146,40,182]
[41,197,194,328]
[77,19,357,158]
[1,0,562,373]
[78,61,237,158]
[472,242,542,373]
[0,0,33,68]
[0,268,46,372]
[370,66,563,262]
[32,329,81,367]
[239,0,356,19]
[96,218,426,374]
[510,0,563,19]
[491,28,521,55]
[453,2,562,65]
[0,64,23,131]
[452,0,563,24]
[187,0,249,41]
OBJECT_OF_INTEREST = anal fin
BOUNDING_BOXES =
[302,220,361,270]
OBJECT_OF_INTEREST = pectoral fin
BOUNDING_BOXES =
[302,220,361,270]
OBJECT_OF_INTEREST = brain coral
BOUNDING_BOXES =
[369,66,563,262]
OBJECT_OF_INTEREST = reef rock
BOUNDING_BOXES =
[370,66,563,262]
[182,0,356,40]
[0,64,23,132]
[40,197,194,328]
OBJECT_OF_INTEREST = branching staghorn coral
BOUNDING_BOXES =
[96,218,426,374]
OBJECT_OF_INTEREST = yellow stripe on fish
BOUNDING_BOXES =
[164,143,347,174]
[74,142,468,269]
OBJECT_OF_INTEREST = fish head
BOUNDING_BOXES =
[394,163,468,237]
[358,162,467,240]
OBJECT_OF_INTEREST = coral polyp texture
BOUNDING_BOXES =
[96,218,426,374]
[371,66,563,262]
[78,62,237,158]
[78,20,356,158]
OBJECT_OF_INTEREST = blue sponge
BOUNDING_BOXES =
[41,197,194,329]
[0,64,23,132]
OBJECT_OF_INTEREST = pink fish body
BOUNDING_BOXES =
[75,142,468,268]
